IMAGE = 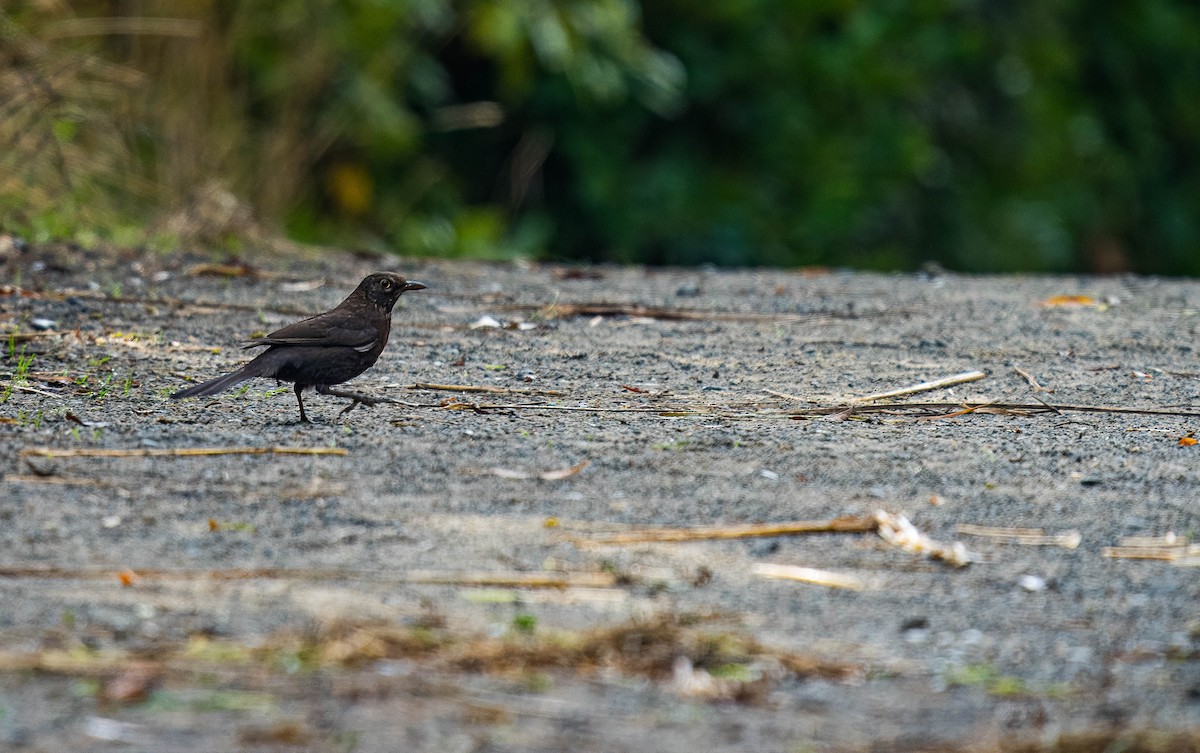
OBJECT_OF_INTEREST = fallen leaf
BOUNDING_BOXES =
[1180,435,1197,447]
[117,571,137,586]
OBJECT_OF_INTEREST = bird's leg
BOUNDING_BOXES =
[316,384,396,416]
[294,383,310,423]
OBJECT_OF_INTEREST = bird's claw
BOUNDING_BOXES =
[336,394,397,417]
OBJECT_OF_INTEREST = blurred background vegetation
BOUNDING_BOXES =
[1,0,1198,273]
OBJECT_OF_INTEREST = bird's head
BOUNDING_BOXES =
[358,272,426,310]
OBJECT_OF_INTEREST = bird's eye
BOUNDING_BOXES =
[380,279,394,291]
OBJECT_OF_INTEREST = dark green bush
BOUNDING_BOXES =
[1,1,1197,273]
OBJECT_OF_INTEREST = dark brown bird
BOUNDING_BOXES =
[172,272,426,422]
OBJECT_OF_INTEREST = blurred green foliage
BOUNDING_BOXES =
[1,0,1198,273]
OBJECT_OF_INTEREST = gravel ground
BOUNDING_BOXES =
[1,243,1199,752]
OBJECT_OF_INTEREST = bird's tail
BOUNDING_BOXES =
[171,365,256,399]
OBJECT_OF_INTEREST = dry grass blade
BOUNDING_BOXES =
[1102,545,1200,561]
[790,402,1200,420]
[8,384,61,398]
[1012,365,1051,393]
[19,446,349,459]
[570,515,877,545]
[752,563,872,591]
[409,382,567,396]
[540,302,815,323]
[914,403,1001,420]
[1102,530,1199,563]
[404,570,615,588]
[957,524,1082,549]
[1118,533,1186,548]
[852,370,986,402]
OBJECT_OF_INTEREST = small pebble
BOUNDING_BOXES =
[1019,574,1047,592]
[84,717,138,743]
[29,318,56,331]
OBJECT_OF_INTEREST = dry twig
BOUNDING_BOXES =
[752,563,872,591]
[408,382,566,396]
[488,461,589,481]
[569,515,878,545]
[789,402,1200,420]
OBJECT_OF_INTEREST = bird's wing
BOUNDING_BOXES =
[244,309,379,352]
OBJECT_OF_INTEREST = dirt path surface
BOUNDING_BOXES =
[1,245,1199,752]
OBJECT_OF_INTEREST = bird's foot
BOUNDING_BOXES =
[316,386,396,417]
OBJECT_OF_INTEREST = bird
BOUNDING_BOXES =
[172,272,426,422]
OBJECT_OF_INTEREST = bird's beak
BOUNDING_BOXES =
[404,281,427,292]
